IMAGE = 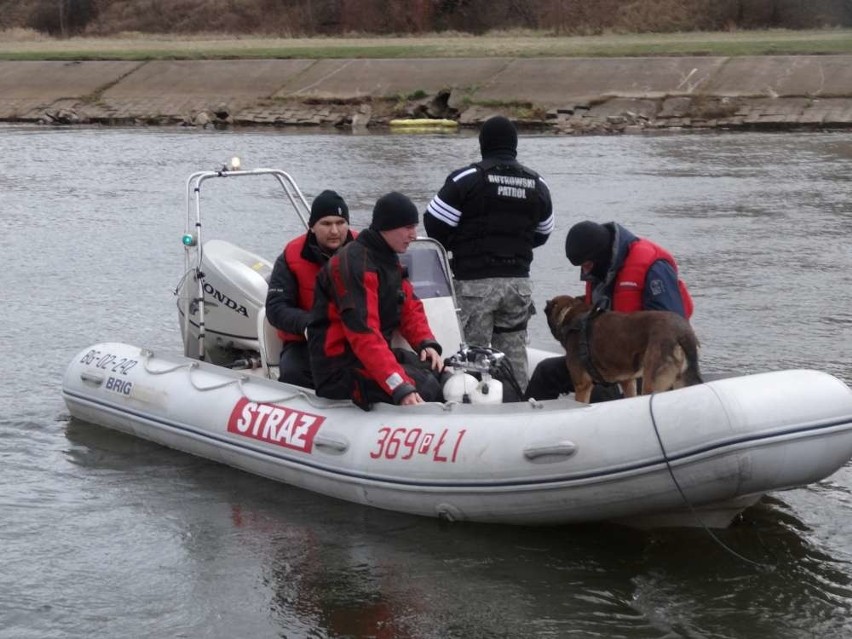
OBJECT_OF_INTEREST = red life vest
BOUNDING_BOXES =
[277,235,322,343]
[585,238,694,318]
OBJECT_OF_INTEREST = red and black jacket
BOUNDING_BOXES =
[308,229,440,403]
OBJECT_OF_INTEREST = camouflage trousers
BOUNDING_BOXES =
[454,277,533,389]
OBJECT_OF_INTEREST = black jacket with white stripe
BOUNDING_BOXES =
[424,153,553,280]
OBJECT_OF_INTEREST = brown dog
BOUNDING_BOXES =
[544,295,702,403]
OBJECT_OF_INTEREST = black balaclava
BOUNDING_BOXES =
[565,221,613,279]
[479,116,518,159]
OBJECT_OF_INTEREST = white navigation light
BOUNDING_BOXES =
[229,156,241,171]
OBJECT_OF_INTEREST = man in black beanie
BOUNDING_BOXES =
[564,220,613,277]
[424,115,553,391]
[266,189,355,387]
[525,220,695,401]
[308,192,444,407]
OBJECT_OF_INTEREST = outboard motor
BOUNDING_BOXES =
[177,239,272,366]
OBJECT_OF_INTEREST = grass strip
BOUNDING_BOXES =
[1,29,851,60]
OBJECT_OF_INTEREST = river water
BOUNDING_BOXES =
[2,125,852,638]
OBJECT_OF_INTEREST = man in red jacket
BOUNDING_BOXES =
[265,189,355,387]
[308,192,445,408]
[525,220,693,401]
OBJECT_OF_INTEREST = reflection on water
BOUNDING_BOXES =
[3,127,852,638]
[57,417,852,639]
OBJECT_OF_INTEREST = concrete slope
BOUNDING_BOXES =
[2,55,851,131]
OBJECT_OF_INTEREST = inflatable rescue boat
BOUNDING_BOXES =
[61,162,852,528]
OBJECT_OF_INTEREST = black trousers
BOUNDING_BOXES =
[317,348,443,407]
[524,356,622,402]
[278,341,314,388]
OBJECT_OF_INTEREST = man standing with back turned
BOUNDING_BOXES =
[424,115,554,390]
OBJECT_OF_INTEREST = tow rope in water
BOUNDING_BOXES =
[648,391,776,571]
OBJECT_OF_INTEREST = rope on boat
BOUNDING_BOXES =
[648,391,775,571]
[137,348,541,411]
[188,368,247,391]
[142,351,194,376]
[139,348,355,409]
[172,267,194,297]
[235,379,358,410]
[237,377,312,404]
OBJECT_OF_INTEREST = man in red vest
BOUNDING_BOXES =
[265,190,355,387]
[525,220,694,401]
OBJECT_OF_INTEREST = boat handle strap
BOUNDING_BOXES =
[523,442,577,460]
[314,435,349,453]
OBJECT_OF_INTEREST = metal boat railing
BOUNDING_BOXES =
[180,161,311,360]
[177,159,463,365]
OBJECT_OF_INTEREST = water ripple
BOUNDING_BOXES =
[3,128,852,639]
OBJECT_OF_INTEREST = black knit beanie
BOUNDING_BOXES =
[370,192,419,231]
[565,221,612,266]
[308,189,349,227]
[479,115,518,158]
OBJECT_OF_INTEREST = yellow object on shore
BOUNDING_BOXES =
[389,118,459,128]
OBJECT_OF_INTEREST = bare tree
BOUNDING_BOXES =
[11,0,852,36]
[58,0,67,36]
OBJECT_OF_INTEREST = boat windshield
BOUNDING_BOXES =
[400,240,453,300]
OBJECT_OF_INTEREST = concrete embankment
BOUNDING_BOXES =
[2,55,852,132]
